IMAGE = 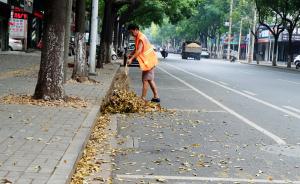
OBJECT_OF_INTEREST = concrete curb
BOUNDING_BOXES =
[46,64,120,184]
[239,61,300,72]
[47,106,100,184]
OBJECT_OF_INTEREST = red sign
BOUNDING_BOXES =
[13,12,28,19]
[12,7,44,20]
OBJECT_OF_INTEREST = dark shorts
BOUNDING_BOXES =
[142,68,155,81]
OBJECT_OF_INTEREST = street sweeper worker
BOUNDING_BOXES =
[127,23,160,103]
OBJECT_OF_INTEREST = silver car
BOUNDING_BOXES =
[9,38,23,51]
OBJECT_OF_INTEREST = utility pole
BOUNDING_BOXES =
[88,0,99,75]
[227,0,233,61]
[248,8,256,63]
[237,19,243,61]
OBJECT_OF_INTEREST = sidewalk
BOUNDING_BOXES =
[0,53,121,184]
[239,59,300,72]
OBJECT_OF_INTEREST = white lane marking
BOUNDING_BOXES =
[168,108,227,113]
[218,81,228,85]
[165,63,300,120]
[242,90,257,96]
[283,106,300,114]
[278,79,300,85]
[158,67,286,145]
[117,174,300,183]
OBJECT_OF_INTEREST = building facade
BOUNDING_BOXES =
[0,0,44,51]
[256,27,300,62]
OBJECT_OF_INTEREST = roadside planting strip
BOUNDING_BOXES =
[158,66,286,145]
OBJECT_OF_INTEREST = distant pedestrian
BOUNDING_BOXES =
[127,23,160,103]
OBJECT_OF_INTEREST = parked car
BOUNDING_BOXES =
[111,47,117,60]
[128,43,135,52]
[9,38,23,51]
[294,55,300,69]
[94,45,119,60]
[127,43,139,66]
[201,48,210,58]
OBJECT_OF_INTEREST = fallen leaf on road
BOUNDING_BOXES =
[1,179,12,184]
[191,143,201,148]
[25,137,34,140]
[156,178,166,182]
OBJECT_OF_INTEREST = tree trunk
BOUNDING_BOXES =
[272,36,278,66]
[72,0,88,81]
[34,0,67,100]
[97,0,113,67]
[63,0,73,83]
[113,17,119,52]
[97,0,111,68]
[287,30,293,68]
[118,23,123,49]
[254,35,259,64]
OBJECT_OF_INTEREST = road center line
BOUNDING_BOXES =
[117,174,300,183]
[165,63,300,120]
[242,90,257,96]
[158,67,286,145]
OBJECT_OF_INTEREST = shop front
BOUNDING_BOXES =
[9,0,44,50]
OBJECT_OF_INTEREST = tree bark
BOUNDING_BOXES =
[34,0,67,100]
[97,0,113,67]
[113,17,119,51]
[72,0,88,81]
[273,36,279,66]
[117,23,123,50]
[63,0,73,83]
[287,30,293,68]
[97,0,135,67]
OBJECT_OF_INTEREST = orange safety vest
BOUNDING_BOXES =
[135,32,158,71]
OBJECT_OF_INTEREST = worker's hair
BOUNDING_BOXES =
[127,23,139,31]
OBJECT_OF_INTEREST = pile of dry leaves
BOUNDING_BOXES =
[0,95,87,108]
[101,89,162,114]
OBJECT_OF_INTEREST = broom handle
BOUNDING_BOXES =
[125,63,128,75]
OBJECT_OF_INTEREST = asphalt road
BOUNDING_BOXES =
[112,53,300,184]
